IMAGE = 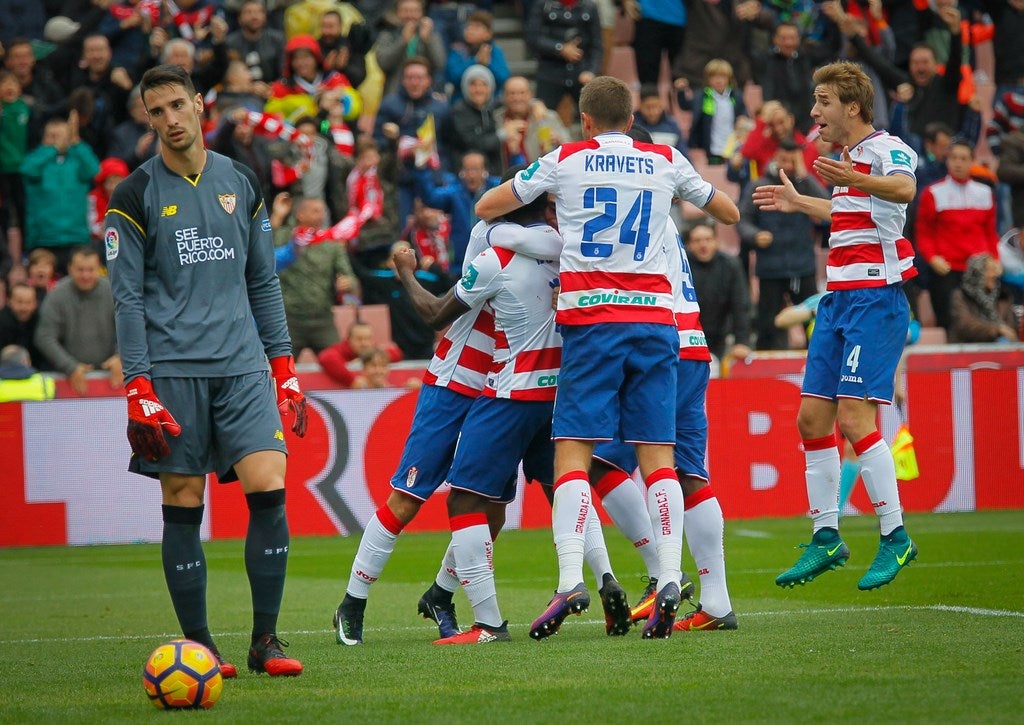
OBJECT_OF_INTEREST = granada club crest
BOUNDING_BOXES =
[218,193,236,214]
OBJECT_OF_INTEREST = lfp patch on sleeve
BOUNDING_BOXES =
[460,264,479,291]
[105,228,119,260]
[890,149,912,168]
[261,218,272,232]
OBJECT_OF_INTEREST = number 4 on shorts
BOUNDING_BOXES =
[846,345,861,373]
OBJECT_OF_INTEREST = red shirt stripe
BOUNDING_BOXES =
[514,346,562,373]
[559,270,672,294]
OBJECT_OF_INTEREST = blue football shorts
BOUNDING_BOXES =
[802,285,909,404]
[130,371,287,482]
[390,384,476,502]
[592,358,710,479]
[447,397,554,502]
[553,322,678,444]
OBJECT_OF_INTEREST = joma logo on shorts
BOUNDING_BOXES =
[841,374,863,383]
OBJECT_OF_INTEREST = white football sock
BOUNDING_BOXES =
[552,471,590,592]
[645,467,683,593]
[346,507,403,599]
[583,504,613,584]
[684,486,732,617]
[804,435,841,533]
[855,432,905,536]
[433,541,459,593]
[595,471,660,580]
[450,513,502,628]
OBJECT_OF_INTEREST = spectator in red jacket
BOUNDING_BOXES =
[318,320,403,388]
[915,139,999,329]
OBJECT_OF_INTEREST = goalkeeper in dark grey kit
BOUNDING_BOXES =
[106,64,307,678]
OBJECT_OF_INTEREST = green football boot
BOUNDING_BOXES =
[858,526,917,591]
[775,527,850,588]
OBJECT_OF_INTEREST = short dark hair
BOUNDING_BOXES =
[683,220,716,242]
[949,139,974,157]
[140,64,196,106]
[777,136,801,152]
[503,163,548,225]
[401,56,431,73]
[69,245,100,264]
[923,122,953,144]
[626,126,653,143]
[639,84,661,102]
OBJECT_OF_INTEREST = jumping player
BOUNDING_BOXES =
[106,64,307,677]
[476,75,739,639]
[753,60,919,590]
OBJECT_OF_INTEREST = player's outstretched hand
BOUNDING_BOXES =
[270,356,307,437]
[125,377,181,461]
[752,168,800,212]
[812,147,859,187]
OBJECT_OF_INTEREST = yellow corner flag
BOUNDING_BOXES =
[891,424,919,481]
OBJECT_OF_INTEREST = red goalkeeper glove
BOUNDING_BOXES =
[125,376,181,462]
[270,355,307,437]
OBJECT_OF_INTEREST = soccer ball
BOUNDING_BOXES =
[142,639,223,710]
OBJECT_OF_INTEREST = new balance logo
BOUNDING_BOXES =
[281,376,301,392]
[140,400,164,417]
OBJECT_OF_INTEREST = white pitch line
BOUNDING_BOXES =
[3,604,1022,645]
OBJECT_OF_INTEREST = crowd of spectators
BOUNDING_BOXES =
[1,0,1023,397]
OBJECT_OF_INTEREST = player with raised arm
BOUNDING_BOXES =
[332,175,564,646]
[753,61,919,590]
[106,64,307,677]
[392,192,561,644]
[476,75,739,639]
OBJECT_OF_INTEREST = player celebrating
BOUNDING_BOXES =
[393,193,561,644]
[476,75,739,639]
[753,61,919,590]
[597,226,737,631]
[106,65,307,677]
[332,190,563,646]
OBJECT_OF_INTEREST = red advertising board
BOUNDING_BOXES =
[1,347,1021,546]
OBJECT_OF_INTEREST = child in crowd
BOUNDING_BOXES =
[88,158,131,246]
[689,59,748,165]
[632,85,689,158]
[26,249,58,302]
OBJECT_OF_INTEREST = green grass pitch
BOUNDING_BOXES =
[1,510,1022,723]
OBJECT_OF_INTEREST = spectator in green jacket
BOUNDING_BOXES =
[19,113,100,274]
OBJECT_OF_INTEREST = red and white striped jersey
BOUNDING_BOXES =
[664,226,712,362]
[454,238,562,401]
[422,223,497,396]
[511,132,715,326]
[826,131,918,290]
[423,221,566,396]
